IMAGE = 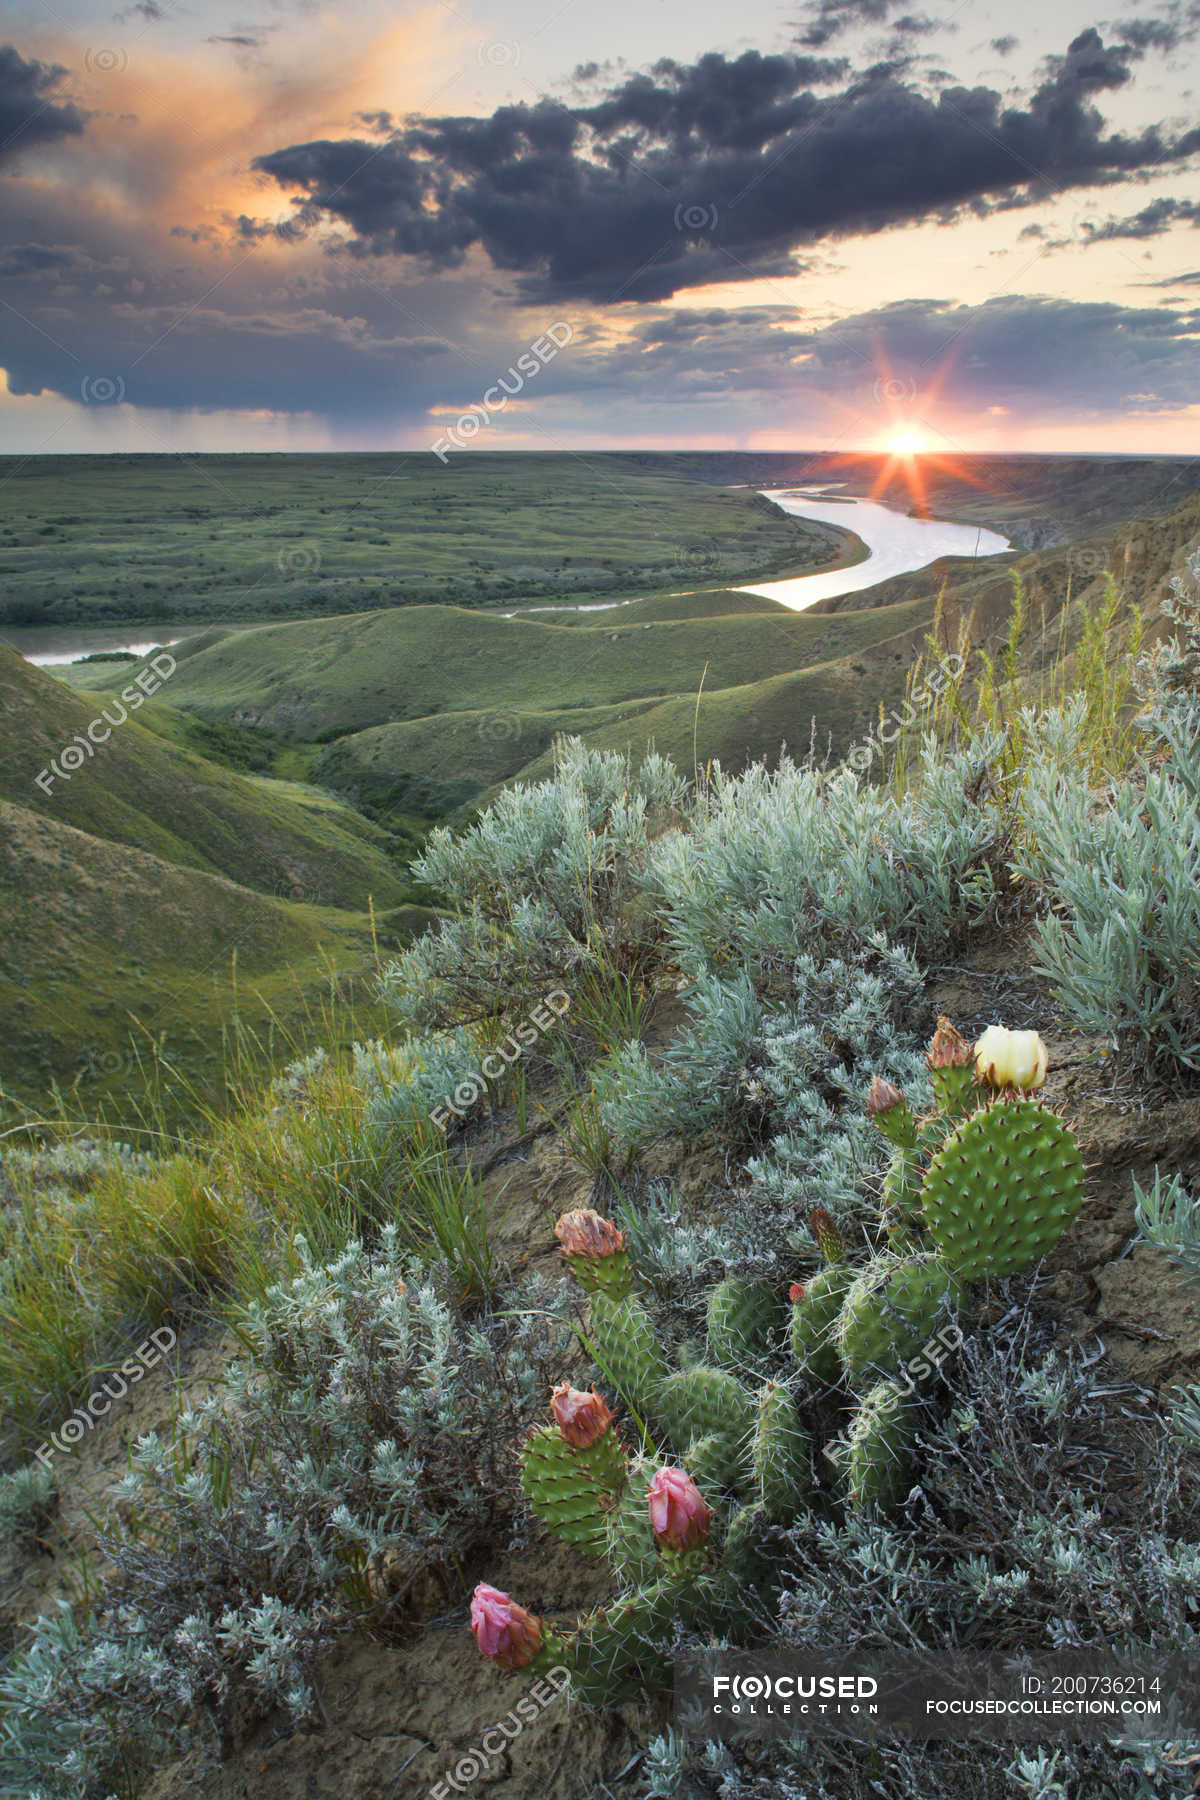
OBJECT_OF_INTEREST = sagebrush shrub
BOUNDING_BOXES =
[1013,703,1200,1072]
[597,943,926,1273]
[641,734,1006,983]
[0,1233,572,1799]
[379,740,684,1027]
[1137,1168,1200,1453]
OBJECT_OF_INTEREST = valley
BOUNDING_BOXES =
[2,451,1197,1124]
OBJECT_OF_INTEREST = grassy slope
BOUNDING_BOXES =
[0,453,845,627]
[312,599,937,809]
[0,647,411,909]
[0,797,390,1114]
[109,593,934,740]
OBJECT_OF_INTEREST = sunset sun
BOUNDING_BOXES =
[887,429,927,456]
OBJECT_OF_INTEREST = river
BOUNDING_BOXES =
[738,487,1011,611]
[0,489,1012,661]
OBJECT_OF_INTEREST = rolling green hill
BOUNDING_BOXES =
[0,797,390,1116]
[306,597,936,812]
[93,594,934,748]
[0,646,411,909]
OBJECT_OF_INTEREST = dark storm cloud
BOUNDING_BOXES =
[795,0,906,49]
[1109,5,1200,54]
[991,36,1019,56]
[1081,196,1200,239]
[251,31,1200,304]
[786,293,1200,410]
[590,293,1200,414]
[0,241,81,275]
[0,46,85,164]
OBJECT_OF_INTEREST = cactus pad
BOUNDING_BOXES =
[658,1365,755,1471]
[520,1422,628,1555]
[920,1097,1085,1279]
[706,1277,779,1368]
[752,1381,812,1521]
[589,1293,669,1416]
[836,1253,958,1384]
[844,1379,917,1512]
[789,1263,856,1386]
[604,1455,667,1585]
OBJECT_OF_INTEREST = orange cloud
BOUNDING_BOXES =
[29,11,461,242]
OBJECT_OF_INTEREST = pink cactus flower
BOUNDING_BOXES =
[928,1017,972,1069]
[647,1467,713,1553]
[789,1282,807,1305]
[469,1583,544,1669]
[554,1208,626,1261]
[550,1382,615,1449]
[865,1075,905,1116]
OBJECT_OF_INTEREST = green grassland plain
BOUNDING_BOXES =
[0,452,851,627]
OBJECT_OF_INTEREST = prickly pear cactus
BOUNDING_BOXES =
[789,1263,855,1385]
[658,1365,755,1474]
[836,1252,959,1385]
[719,1503,776,1593]
[920,1097,1085,1279]
[589,1293,669,1415]
[752,1381,812,1520]
[567,1565,719,1705]
[604,1454,668,1585]
[520,1422,628,1554]
[707,1277,779,1368]
[844,1378,917,1512]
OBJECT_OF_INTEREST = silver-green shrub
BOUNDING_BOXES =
[641,734,1005,982]
[0,1459,58,1542]
[379,740,685,1027]
[1013,702,1200,1072]
[1136,1168,1200,1453]
[0,1234,571,1799]
[598,945,927,1273]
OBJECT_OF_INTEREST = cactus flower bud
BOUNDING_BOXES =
[864,1078,918,1148]
[470,1584,544,1669]
[554,1208,632,1299]
[647,1467,713,1553]
[789,1282,806,1305]
[866,1075,904,1115]
[974,1025,1048,1091]
[927,1015,982,1116]
[809,1207,846,1265]
[928,1017,971,1068]
[554,1208,626,1259]
[550,1382,615,1449]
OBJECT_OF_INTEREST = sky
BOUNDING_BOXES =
[0,0,1198,453]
